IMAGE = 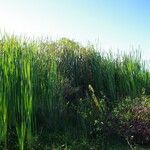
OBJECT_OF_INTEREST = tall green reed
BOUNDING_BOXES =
[0,35,34,149]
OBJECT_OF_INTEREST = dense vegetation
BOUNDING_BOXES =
[0,35,150,149]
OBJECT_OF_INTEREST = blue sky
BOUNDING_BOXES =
[0,0,150,60]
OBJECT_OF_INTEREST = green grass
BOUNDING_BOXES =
[0,35,149,149]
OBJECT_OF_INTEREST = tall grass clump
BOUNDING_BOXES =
[0,36,8,146]
[31,43,64,133]
[0,35,65,149]
[14,40,33,150]
[56,38,150,106]
[0,36,34,149]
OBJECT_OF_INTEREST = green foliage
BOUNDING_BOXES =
[77,85,107,139]
[0,34,150,149]
[112,95,150,123]
[111,95,150,145]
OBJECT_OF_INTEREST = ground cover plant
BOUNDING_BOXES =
[0,35,150,149]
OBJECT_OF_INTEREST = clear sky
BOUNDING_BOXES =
[0,0,150,60]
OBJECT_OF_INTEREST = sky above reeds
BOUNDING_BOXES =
[0,0,150,60]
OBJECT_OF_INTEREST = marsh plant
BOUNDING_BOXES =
[0,35,150,149]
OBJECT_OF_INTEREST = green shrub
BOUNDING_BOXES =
[112,95,150,145]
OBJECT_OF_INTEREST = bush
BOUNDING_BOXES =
[112,95,150,145]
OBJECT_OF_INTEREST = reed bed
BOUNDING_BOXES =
[0,35,149,149]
